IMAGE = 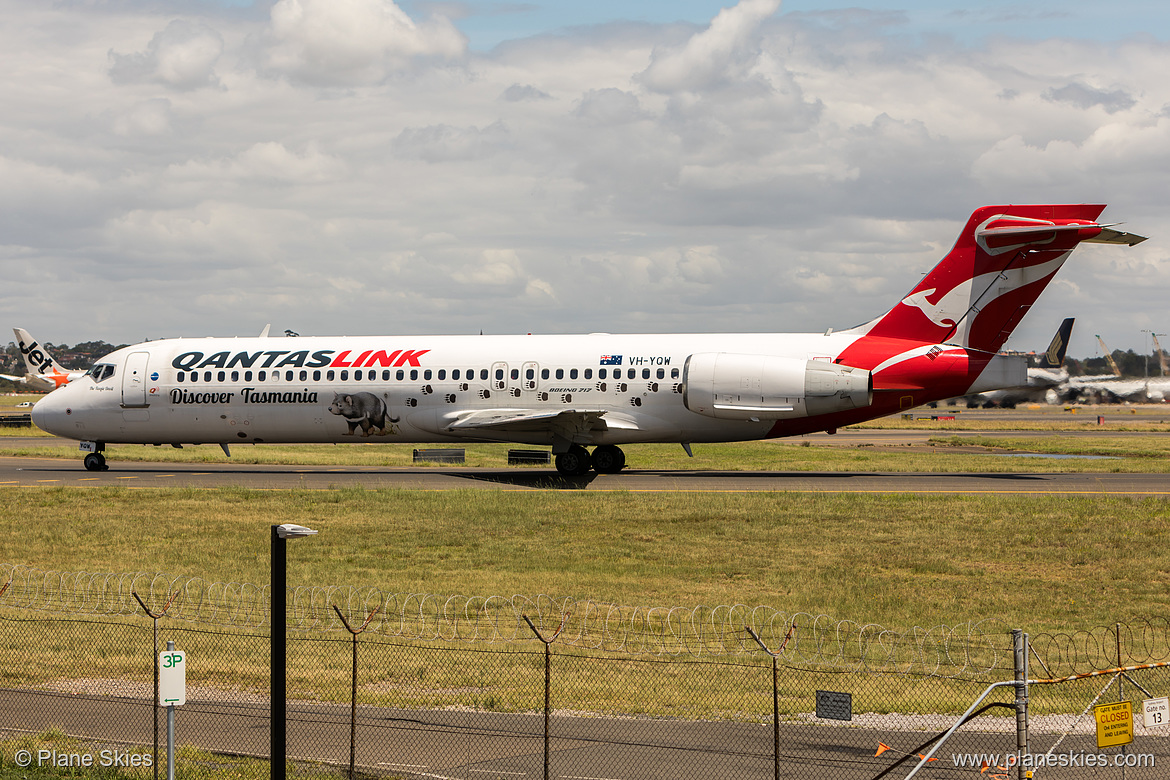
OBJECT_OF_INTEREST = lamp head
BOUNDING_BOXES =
[275,523,318,539]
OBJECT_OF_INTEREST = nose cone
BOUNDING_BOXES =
[30,386,74,437]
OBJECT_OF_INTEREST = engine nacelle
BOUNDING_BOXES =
[682,353,872,420]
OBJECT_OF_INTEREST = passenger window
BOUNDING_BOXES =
[327,370,335,381]
[313,370,321,381]
[300,370,308,381]
[657,368,665,379]
[245,371,253,382]
[218,371,226,382]
[396,370,404,380]
[556,368,564,379]
[481,369,489,380]
[285,370,294,381]
[628,369,636,379]
[438,369,446,380]
[495,368,504,380]
[341,370,349,381]
[424,369,432,380]
[526,368,535,380]
[510,368,519,380]
[541,369,549,380]
[671,368,680,379]
[204,371,212,382]
[570,369,578,379]
[231,371,240,382]
[259,371,267,382]
[410,369,418,381]
[382,370,390,381]
[599,369,608,380]
[584,369,592,379]
[453,369,461,380]
[177,372,185,383]
[642,369,650,379]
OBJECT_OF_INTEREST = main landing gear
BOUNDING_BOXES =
[554,444,626,477]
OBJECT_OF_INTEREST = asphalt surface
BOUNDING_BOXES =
[6,688,1161,780]
[3,424,1170,494]
[4,456,1170,495]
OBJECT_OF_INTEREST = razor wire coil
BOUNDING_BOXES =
[4,563,1165,674]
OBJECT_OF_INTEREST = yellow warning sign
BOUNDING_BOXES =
[1094,701,1134,748]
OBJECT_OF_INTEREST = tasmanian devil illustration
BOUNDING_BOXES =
[327,392,399,436]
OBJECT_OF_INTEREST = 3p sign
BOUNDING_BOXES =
[159,650,186,707]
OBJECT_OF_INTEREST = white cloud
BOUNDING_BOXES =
[108,98,175,137]
[639,0,783,92]
[168,142,347,184]
[109,19,224,90]
[0,0,1167,353]
[263,0,466,85]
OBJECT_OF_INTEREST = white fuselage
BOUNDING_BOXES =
[33,332,873,448]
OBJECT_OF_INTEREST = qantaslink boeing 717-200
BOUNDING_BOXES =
[31,204,1146,476]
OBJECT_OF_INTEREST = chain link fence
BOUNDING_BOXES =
[1,563,1168,779]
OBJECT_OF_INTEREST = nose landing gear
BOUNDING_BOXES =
[81,442,108,471]
[83,452,108,471]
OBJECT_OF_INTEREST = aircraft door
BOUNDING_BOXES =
[122,351,151,408]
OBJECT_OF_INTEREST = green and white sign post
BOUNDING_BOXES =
[159,642,186,780]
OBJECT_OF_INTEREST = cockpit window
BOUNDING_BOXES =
[87,364,116,382]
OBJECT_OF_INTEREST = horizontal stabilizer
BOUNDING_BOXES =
[1084,227,1148,246]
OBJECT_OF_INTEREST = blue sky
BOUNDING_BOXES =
[1,0,1167,355]
[414,0,1168,50]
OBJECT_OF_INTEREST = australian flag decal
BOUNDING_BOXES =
[599,355,622,365]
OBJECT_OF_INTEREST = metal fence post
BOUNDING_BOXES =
[1116,622,1128,777]
[522,612,569,780]
[133,589,181,780]
[332,604,380,780]
[1012,629,1028,780]
[746,622,795,780]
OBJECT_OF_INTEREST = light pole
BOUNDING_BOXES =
[1143,329,1152,379]
[271,523,317,780]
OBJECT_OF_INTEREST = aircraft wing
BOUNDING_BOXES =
[0,373,54,392]
[1067,378,1157,403]
[441,408,637,440]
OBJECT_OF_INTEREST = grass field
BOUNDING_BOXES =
[2,487,1167,633]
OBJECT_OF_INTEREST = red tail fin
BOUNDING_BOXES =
[848,204,1110,353]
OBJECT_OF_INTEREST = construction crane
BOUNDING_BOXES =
[1151,333,1168,377]
[1095,334,1123,377]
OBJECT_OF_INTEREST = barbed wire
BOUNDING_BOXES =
[5,563,1161,673]
[1029,617,1170,676]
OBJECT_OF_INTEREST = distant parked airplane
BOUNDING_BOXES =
[0,328,87,392]
[965,318,1075,407]
[31,204,1146,473]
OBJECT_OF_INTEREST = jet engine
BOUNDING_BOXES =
[682,353,871,420]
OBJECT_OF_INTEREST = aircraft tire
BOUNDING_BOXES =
[83,453,107,472]
[590,444,626,474]
[554,446,591,477]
